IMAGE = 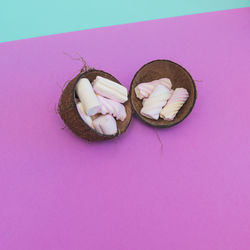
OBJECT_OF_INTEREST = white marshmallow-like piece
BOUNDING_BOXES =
[97,95,127,121]
[76,102,94,128]
[140,85,171,120]
[93,76,128,103]
[93,115,117,135]
[75,78,100,116]
[160,88,189,121]
[135,78,172,99]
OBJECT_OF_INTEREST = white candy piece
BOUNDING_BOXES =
[97,95,127,121]
[93,76,128,103]
[140,85,171,120]
[93,115,118,135]
[160,88,189,121]
[135,78,172,99]
[75,78,100,116]
[76,102,94,128]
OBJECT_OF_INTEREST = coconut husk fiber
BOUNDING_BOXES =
[58,69,132,141]
[129,60,197,128]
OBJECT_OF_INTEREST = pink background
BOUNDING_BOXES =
[0,8,250,250]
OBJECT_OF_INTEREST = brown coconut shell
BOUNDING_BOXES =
[58,69,132,141]
[129,59,197,128]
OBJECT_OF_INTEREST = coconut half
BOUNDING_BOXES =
[58,69,132,141]
[129,59,197,128]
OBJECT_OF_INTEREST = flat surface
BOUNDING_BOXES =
[1,0,250,42]
[0,8,250,250]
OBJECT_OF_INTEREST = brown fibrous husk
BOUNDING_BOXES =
[129,59,197,128]
[58,69,132,141]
